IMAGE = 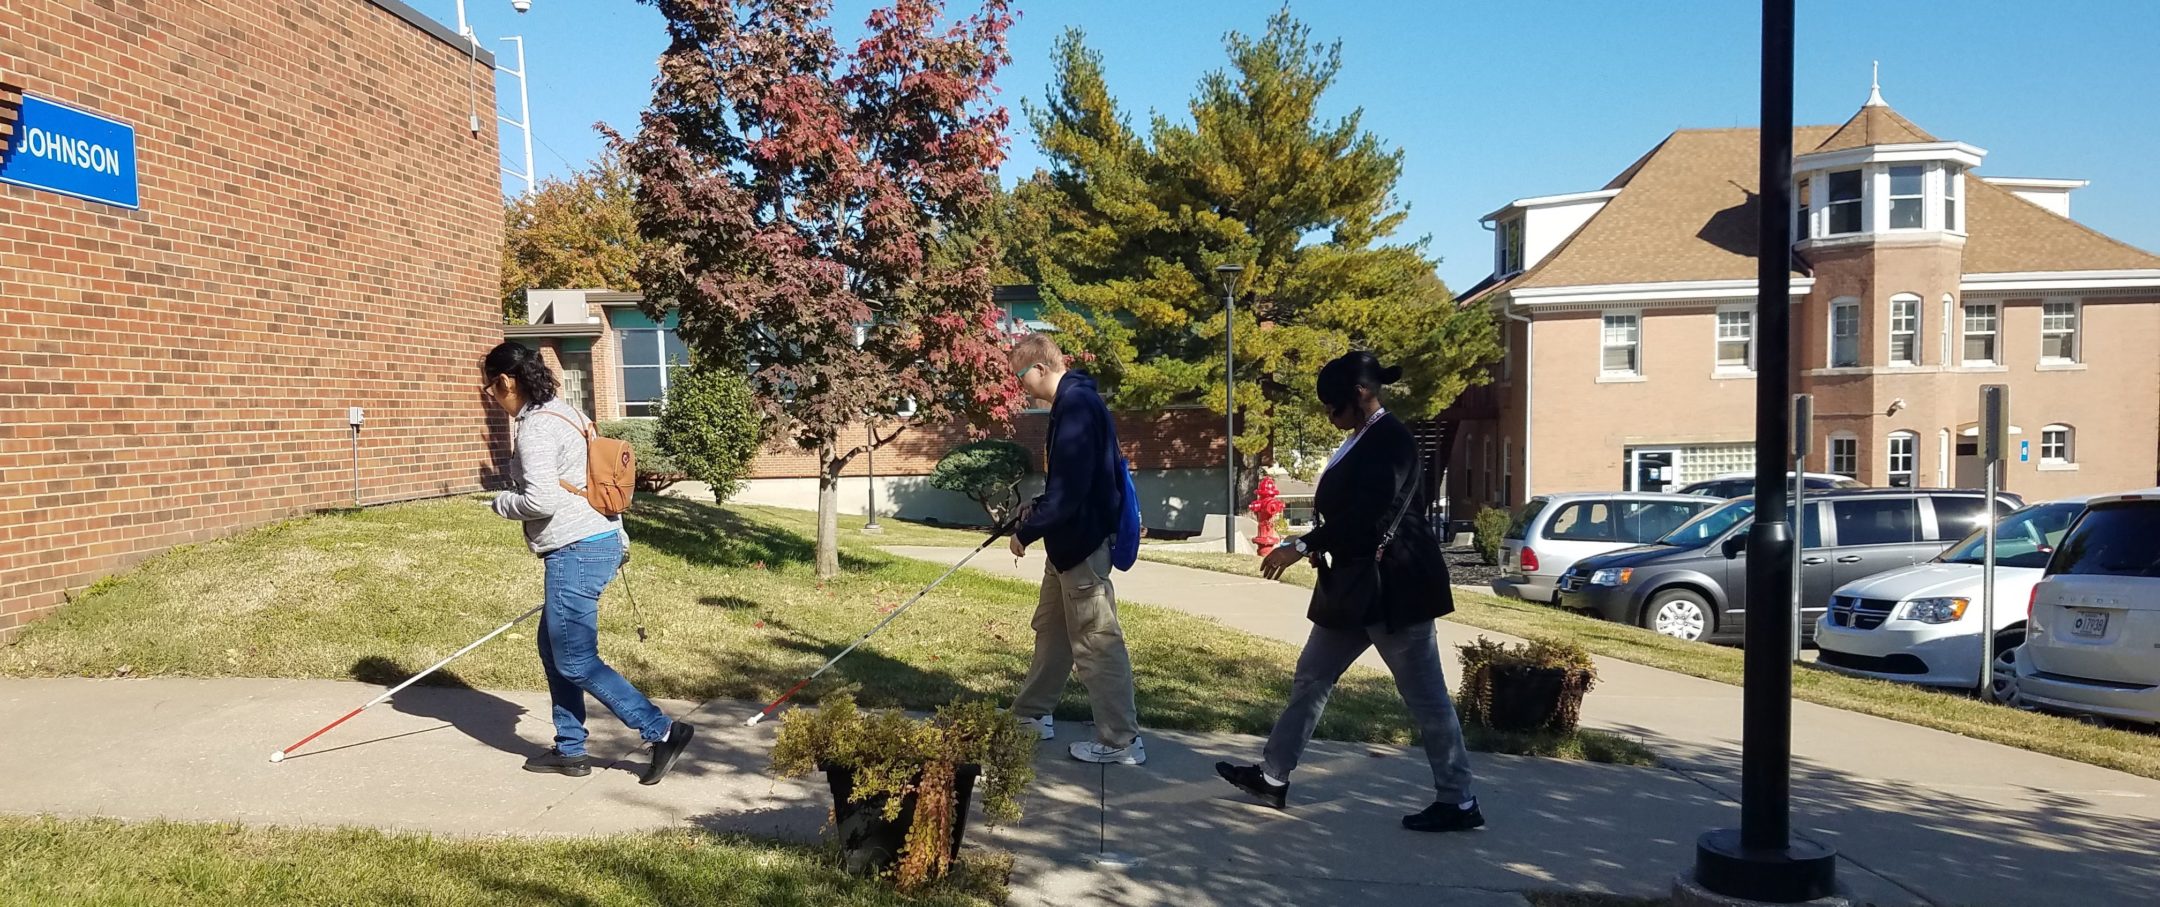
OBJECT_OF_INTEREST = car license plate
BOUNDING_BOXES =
[1559,576,1579,592]
[2071,610,2109,638]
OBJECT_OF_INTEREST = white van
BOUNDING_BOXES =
[1814,497,2091,699]
[2015,489,2160,725]
[1492,493,1718,604]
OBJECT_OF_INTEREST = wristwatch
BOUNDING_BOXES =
[1290,537,1309,555]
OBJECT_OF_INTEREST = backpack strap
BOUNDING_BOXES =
[534,408,593,496]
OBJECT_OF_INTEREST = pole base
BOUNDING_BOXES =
[1692,829,1837,903]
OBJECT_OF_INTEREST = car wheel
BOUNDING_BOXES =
[1641,589,1713,642]
[1987,629,2025,707]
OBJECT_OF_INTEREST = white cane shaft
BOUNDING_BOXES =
[367,603,545,708]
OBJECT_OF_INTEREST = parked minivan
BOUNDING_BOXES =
[1676,471,1867,499]
[2015,489,2160,725]
[1814,497,2092,699]
[1492,493,1719,603]
[1556,488,2023,642]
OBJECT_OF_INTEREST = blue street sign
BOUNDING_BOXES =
[2019,439,2029,463]
[0,94,140,209]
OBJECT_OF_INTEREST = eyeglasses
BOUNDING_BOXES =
[1016,363,1040,381]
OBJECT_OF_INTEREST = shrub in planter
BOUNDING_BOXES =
[1457,635,1597,733]
[598,420,685,493]
[771,693,1034,892]
[928,440,1032,524]
[1474,506,1510,566]
[655,366,761,503]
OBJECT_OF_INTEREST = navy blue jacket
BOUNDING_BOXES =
[1016,371,1123,572]
[1302,413,1453,630]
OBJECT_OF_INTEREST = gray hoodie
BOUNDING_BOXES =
[492,398,625,555]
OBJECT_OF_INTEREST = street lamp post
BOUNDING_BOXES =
[1214,264,1245,555]
[1688,1,1838,902]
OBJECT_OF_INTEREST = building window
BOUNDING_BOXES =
[1887,432,1917,488]
[2041,425,2074,464]
[1826,169,1864,235]
[619,328,691,417]
[1962,301,2000,365]
[1888,165,1925,230]
[1601,312,1641,376]
[1889,294,1920,365]
[1502,437,1513,506]
[1942,166,1963,232]
[1796,177,1812,240]
[1829,434,1858,478]
[2040,300,2080,363]
[1499,218,1525,276]
[1715,308,1754,371]
[1830,298,1860,367]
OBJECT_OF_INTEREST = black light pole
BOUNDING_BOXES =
[1690,1,1838,902]
[1215,264,1245,555]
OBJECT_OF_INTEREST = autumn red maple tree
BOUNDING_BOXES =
[613,0,1020,576]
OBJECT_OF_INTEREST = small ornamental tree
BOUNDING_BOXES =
[655,366,763,503]
[929,439,1031,523]
[613,0,1023,577]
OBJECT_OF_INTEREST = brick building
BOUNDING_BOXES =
[1453,85,2160,511]
[0,1,505,638]
[507,287,1236,530]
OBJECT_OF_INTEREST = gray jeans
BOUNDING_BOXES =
[1263,620,1475,803]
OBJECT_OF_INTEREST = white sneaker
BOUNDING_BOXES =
[1020,715,1055,742]
[1069,737,1146,765]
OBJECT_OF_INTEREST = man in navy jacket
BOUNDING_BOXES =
[1006,333,1144,765]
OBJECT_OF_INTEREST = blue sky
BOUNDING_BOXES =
[443,0,2160,290]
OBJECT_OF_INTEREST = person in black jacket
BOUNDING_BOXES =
[1006,334,1145,766]
[1215,351,1482,832]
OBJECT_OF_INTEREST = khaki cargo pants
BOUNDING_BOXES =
[1010,542,1141,746]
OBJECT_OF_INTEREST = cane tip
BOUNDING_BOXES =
[742,713,764,727]
[268,750,286,764]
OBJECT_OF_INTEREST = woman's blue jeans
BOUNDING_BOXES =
[538,531,670,757]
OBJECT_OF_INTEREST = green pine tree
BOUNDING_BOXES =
[1010,10,1501,496]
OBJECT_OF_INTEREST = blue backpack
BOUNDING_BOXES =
[1111,456,1141,572]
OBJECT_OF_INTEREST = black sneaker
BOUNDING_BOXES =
[1215,762,1287,810]
[640,720,696,786]
[1402,798,1485,833]
[523,748,591,777]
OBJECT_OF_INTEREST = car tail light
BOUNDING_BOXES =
[1521,548,1540,573]
[2027,584,2040,625]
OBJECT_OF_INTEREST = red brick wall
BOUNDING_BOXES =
[0,0,503,637]
[748,408,1230,479]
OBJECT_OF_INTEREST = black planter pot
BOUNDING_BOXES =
[1487,666,1569,732]
[822,763,982,876]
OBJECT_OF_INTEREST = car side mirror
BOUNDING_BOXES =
[1721,535,1747,560]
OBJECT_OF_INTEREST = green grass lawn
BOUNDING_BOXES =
[0,495,1644,763]
[1137,550,2160,781]
[0,816,1004,907]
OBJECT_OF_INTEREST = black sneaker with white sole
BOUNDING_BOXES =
[522,747,591,777]
[1402,798,1485,833]
[640,721,696,786]
[1215,762,1287,810]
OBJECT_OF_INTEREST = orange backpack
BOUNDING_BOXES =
[541,410,637,517]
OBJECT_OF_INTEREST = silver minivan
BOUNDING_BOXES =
[1492,493,1718,603]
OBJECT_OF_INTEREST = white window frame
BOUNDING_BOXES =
[2039,298,2081,364]
[1600,310,1642,378]
[1498,218,1525,277]
[1829,297,1861,368]
[1795,177,1812,241]
[1889,293,1921,366]
[618,328,690,418]
[1942,166,1964,233]
[1886,164,1926,231]
[1715,305,1755,373]
[1828,432,1859,478]
[1961,301,2001,367]
[2040,424,2074,465]
[1824,169,1865,236]
[1886,431,1918,488]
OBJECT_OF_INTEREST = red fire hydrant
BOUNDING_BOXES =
[1249,475,1285,557]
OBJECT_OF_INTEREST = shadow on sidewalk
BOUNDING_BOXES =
[349,656,537,759]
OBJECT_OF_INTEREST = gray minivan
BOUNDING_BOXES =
[1493,493,1719,603]
[1555,488,2023,642]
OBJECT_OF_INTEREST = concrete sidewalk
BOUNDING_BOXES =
[885,546,2160,907]
[0,675,1896,906]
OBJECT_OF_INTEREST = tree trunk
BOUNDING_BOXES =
[816,451,842,579]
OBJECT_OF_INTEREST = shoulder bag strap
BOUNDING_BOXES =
[1373,452,1426,559]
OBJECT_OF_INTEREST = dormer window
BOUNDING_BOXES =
[1942,166,1963,232]
[1825,170,1864,235]
[1888,165,1925,229]
[1498,218,1525,276]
